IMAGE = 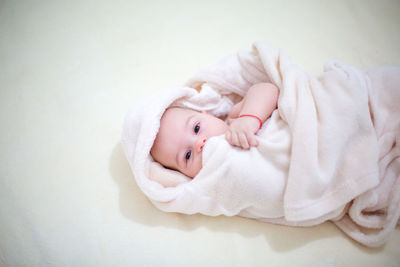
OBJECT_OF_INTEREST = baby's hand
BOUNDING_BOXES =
[225,116,259,149]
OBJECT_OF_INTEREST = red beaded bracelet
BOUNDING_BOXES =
[239,114,263,129]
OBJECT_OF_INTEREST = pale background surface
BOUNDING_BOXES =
[1,0,399,266]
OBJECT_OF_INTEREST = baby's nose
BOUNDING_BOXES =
[195,137,207,153]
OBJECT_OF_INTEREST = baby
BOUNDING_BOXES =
[150,82,279,178]
[123,42,400,247]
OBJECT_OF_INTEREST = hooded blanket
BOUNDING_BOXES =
[121,42,400,247]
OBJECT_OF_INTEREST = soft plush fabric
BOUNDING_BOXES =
[122,42,400,247]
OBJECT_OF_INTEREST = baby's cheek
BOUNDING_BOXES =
[193,154,203,177]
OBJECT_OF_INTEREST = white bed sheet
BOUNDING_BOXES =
[0,0,399,266]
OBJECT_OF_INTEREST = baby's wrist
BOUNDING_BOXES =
[239,114,263,130]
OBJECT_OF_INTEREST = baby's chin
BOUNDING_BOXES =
[182,168,199,179]
[189,160,203,178]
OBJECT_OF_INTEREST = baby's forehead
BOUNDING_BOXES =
[154,107,201,150]
[161,107,198,123]
[156,108,190,140]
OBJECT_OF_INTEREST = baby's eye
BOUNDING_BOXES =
[194,123,200,134]
[185,151,191,161]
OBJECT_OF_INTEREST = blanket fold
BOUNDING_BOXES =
[122,42,400,247]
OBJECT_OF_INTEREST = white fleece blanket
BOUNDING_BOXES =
[121,42,400,247]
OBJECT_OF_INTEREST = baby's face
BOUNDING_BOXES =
[151,107,228,178]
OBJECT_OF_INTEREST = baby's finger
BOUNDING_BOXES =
[225,130,232,144]
[247,133,259,147]
[238,132,250,149]
[231,132,240,147]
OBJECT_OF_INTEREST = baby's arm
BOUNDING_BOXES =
[225,83,279,149]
